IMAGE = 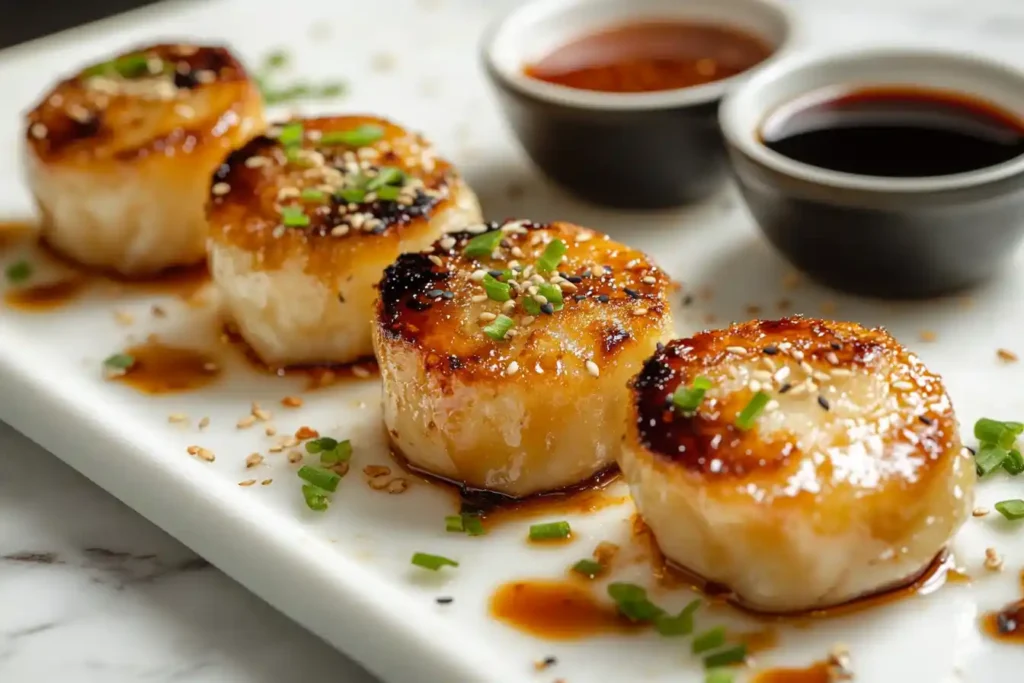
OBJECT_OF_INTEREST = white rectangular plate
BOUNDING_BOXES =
[2,1,1023,681]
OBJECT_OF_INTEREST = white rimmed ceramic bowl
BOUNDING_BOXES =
[720,47,1024,298]
[482,0,795,209]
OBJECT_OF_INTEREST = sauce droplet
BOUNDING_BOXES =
[489,579,641,640]
[5,278,89,311]
[110,342,222,394]
[752,662,834,683]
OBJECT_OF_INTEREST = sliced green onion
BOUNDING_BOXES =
[297,465,341,493]
[735,391,770,431]
[305,437,337,453]
[5,260,32,283]
[537,282,564,310]
[320,124,385,147]
[976,444,1010,477]
[705,670,734,683]
[301,188,327,202]
[315,439,352,466]
[337,187,366,204]
[462,513,486,536]
[411,552,458,570]
[673,376,713,413]
[463,230,503,258]
[571,559,603,579]
[483,314,514,341]
[1004,449,1024,476]
[302,484,329,511]
[995,499,1024,520]
[607,582,664,622]
[654,599,701,636]
[264,50,289,70]
[692,626,727,654]
[703,644,747,669]
[318,82,346,97]
[280,206,310,227]
[366,166,405,190]
[482,274,511,302]
[83,53,149,78]
[278,122,304,147]
[445,515,465,532]
[103,353,136,372]
[529,521,571,541]
[375,185,401,201]
[975,418,1023,449]
[521,296,541,316]
[536,239,567,273]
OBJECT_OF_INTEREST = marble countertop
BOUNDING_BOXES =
[4,0,1024,681]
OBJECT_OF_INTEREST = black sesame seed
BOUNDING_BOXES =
[830,341,842,350]
[656,342,665,351]
[540,302,555,315]
[623,287,641,299]
[966,446,976,456]
[573,294,586,302]
[597,294,610,303]
[919,415,934,426]
[337,292,346,303]
[581,270,592,278]
[488,269,504,278]
[435,596,454,605]
[763,345,779,355]
[603,265,613,273]
[682,294,694,306]
[817,395,830,410]
[426,289,445,299]
[448,356,463,370]
[541,656,558,667]
[778,382,793,394]
[441,291,455,300]
[566,275,583,284]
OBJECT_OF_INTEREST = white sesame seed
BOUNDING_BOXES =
[353,366,371,378]
[245,155,269,168]
[984,547,1003,571]
[632,307,648,316]
[830,368,853,377]
[765,400,780,412]
[277,186,300,200]
[478,312,497,322]
[30,122,47,139]
[749,380,762,392]
[790,349,805,360]
[726,346,748,355]
[331,225,350,237]
[576,233,593,243]
[521,316,536,326]
[471,294,488,303]
[506,361,520,375]
[533,294,548,304]
[973,506,990,517]
[428,255,444,267]
[466,223,489,234]
[212,182,231,196]
[439,236,456,250]
[825,351,840,365]
[586,360,600,377]
[800,361,814,374]
[893,380,915,391]
[502,300,517,313]
[641,276,656,285]
[788,383,807,396]
[751,370,773,381]
[773,366,791,383]
[470,269,487,282]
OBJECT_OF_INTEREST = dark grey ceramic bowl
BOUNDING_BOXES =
[721,48,1024,299]
[481,0,794,209]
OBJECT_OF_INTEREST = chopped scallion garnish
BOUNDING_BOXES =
[672,376,713,413]
[411,552,458,570]
[320,124,385,147]
[375,186,401,201]
[280,206,310,227]
[705,670,734,683]
[995,499,1024,520]
[366,166,404,191]
[521,296,541,316]
[5,260,32,283]
[483,314,514,341]
[692,627,727,654]
[301,188,327,202]
[463,513,486,536]
[445,515,465,532]
[83,53,149,78]
[463,230,503,259]
[607,582,664,622]
[654,599,701,636]
[297,465,341,493]
[536,239,568,273]
[307,438,351,466]
[337,187,366,204]
[537,282,564,310]
[702,644,747,669]
[482,274,511,302]
[571,559,603,579]
[529,521,571,541]
[264,50,289,70]
[1004,449,1024,476]
[975,444,1010,477]
[278,122,304,147]
[302,484,329,511]
[975,417,1023,449]
[103,353,136,372]
[735,391,770,431]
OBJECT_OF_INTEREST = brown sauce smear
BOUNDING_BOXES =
[630,515,958,618]
[490,579,642,640]
[110,341,222,394]
[752,662,834,683]
[523,21,772,93]
[980,569,1024,644]
[0,221,37,252]
[5,278,89,311]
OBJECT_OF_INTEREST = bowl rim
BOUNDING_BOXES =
[479,0,798,112]
[719,46,1024,194]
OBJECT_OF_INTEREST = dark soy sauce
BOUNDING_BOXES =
[761,87,1024,177]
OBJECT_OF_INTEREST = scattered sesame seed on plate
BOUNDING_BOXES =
[198,417,210,430]
[973,506,990,517]
[238,479,257,487]
[919,330,937,342]
[168,413,188,423]
[237,415,256,429]
[261,479,273,486]
[997,348,1019,363]
[984,547,1003,571]
[281,395,303,408]
[246,453,264,468]
[287,451,303,464]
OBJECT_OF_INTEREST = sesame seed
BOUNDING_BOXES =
[436,596,454,604]
[534,657,558,670]
[559,281,578,292]
[800,361,814,374]
[641,276,657,285]
[521,316,536,326]
[471,294,488,303]
[265,426,277,436]
[586,360,600,377]
[749,379,762,392]
[352,365,371,378]
[30,122,47,139]
[812,371,832,383]
[773,366,791,383]
[198,417,210,430]
[506,361,520,375]
[973,506,990,517]
[632,307,648,316]
[790,349,805,361]
[825,351,840,365]
[428,255,444,267]
[502,300,517,313]
[830,368,853,377]
[751,370,773,382]
[212,182,231,196]
[623,287,641,299]
[787,383,807,396]
[576,233,593,243]
[245,155,269,168]
[479,312,497,323]
[919,415,934,426]
[237,415,257,429]
[984,547,1003,571]
[168,413,188,423]
[765,400,780,412]
[238,479,257,487]
[187,446,215,462]
[892,380,915,390]
[387,478,409,494]
[540,302,555,315]
[288,451,303,464]
[817,396,830,411]
[763,345,779,355]
[726,346,748,355]
[331,225,350,237]
[597,294,610,303]
[439,236,456,250]
[997,348,1019,363]
[778,382,793,394]
[470,269,487,282]
[246,453,264,468]
[533,294,548,305]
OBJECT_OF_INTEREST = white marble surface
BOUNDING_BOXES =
[5,0,1024,681]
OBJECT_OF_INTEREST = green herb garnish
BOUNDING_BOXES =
[571,559,603,579]
[280,206,310,227]
[995,499,1024,520]
[306,437,352,466]
[607,583,664,622]
[537,282,564,310]
[692,627,727,654]
[705,671,734,683]
[536,239,567,273]
[1004,449,1024,476]
[463,230,503,259]
[703,644,747,669]
[366,166,405,191]
[264,50,289,70]
[463,513,485,536]
[654,599,701,636]
[337,187,366,204]
[975,418,1023,449]
[445,515,465,532]
[482,274,511,302]
[976,444,1010,477]
[483,314,514,341]
[5,260,32,284]
[103,353,136,373]
[521,296,541,316]
[375,186,401,201]
[672,376,713,413]
[83,53,150,78]
[529,521,571,541]
[297,465,341,493]
[320,124,385,147]
[411,552,458,571]
[302,484,330,511]
[278,122,304,147]
[735,391,770,431]
[301,188,327,202]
